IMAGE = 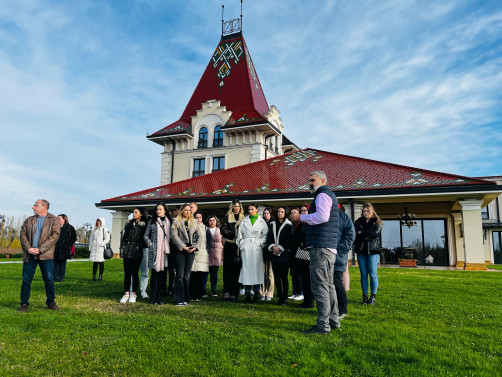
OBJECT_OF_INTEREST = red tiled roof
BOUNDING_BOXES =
[150,33,269,137]
[101,149,493,203]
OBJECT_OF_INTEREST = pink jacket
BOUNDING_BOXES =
[208,227,224,266]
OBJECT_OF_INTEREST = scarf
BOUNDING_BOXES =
[155,217,170,272]
[249,214,259,225]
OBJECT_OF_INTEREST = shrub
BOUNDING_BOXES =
[74,246,89,259]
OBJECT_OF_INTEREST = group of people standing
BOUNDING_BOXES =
[19,171,383,335]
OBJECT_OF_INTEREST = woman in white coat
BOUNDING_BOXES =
[237,203,268,303]
[190,211,209,301]
[89,218,110,281]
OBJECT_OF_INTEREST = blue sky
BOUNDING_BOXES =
[1,0,501,227]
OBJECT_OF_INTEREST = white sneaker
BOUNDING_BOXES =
[141,291,148,299]
[288,294,297,300]
[239,288,245,296]
[260,296,266,301]
[266,296,272,301]
[120,294,130,304]
[294,295,304,301]
[250,291,254,296]
[128,294,137,303]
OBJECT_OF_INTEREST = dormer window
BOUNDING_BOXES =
[213,125,223,147]
[198,127,208,148]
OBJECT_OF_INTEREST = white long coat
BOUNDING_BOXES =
[192,223,209,272]
[89,218,110,262]
[237,216,268,285]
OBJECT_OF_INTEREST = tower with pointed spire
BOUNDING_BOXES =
[147,8,297,184]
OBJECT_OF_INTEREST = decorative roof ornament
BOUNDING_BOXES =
[222,1,243,36]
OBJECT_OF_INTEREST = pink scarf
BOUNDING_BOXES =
[155,218,170,272]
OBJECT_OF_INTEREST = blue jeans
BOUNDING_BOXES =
[357,253,379,295]
[20,255,56,306]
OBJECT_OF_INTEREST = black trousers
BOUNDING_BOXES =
[222,242,240,297]
[271,258,289,301]
[334,270,348,314]
[297,258,314,305]
[150,268,167,301]
[166,252,175,294]
[123,258,142,293]
[53,259,67,281]
[92,262,104,275]
[172,249,195,304]
[190,271,204,300]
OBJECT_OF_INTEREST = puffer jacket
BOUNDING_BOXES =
[121,220,147,259]
[89,218,110,262]
[354,217,382,255]
[334,212,356,271]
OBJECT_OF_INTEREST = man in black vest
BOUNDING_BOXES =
[300,171,340,334]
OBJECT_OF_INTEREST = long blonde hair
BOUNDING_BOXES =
[173,203,197,228]
[362,203,383,227]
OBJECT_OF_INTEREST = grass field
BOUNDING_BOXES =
[1,259,501,377]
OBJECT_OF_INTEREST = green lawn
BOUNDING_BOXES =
[1,260,501,377]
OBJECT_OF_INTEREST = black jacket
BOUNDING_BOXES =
[54,224,76,260]
[266,219,293,263]
[334,212,356,271]
[354,217,382,255]
[121,220,147,259]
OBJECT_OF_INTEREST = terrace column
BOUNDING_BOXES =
[111,211,129,257]
[459,200,486,270]
[452,213,464,268]
[347,202,364,266]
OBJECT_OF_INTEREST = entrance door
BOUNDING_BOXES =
[493,231,502,264]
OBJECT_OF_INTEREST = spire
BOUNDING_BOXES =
[222,1,243,36]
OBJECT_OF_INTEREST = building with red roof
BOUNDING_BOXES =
[97,18,502,270]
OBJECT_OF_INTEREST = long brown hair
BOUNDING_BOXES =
[362,203,383,227]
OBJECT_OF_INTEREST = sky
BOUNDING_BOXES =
[0,0,501,228]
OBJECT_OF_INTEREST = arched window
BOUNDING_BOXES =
[198,127,208,148]
[213,125,223,147]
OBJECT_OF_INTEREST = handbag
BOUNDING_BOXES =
[295,247,310,261]
[103,229,113,259]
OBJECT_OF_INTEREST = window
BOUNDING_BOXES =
[481,205,489,220]
[193,158,205,177]
[198,127,208,148]
[380,219,448,266]
[212,156,225,172]
[494,232,502,264]
[213,126,223,147]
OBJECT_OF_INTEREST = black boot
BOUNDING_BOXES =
[92,274,96,281]
[97,274,103,281]
[245,292,252,303]
[253,291,259,304]
[369,294,376,305]
[362,294,368,304]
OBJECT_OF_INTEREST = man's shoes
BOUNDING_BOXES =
[120,294,130,304]
[338,313,348,320]
[140,291,148,299]
[303,325,330,335]
[19,304,28,313]
[47,302,60,311]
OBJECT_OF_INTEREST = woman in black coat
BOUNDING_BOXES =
[119,208,148,304]
[266,206,293,306]
[289,207,314,308]
[220,199,245,302]
[354,203,383,305]
[53,214,76,282]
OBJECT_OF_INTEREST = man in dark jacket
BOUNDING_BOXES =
[19,199,61,312]
[300,171,340,334]
[334,205,355,320]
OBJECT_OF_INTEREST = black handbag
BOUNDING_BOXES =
[103,229,113,259]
